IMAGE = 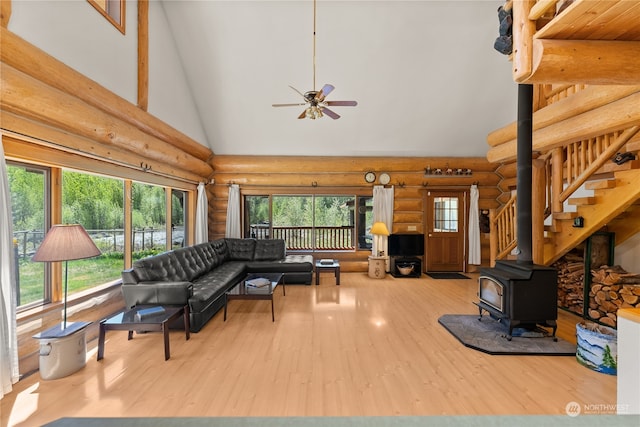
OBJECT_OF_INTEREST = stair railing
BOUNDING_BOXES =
[489,193,517,266]
[554,126,640,211]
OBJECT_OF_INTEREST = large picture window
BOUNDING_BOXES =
[244,194,372,251]
[7,160,193,311]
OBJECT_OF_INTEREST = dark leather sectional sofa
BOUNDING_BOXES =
[121,238,313,332]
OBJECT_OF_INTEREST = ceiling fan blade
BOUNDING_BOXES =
[272,103,307,107]
[321,84,335,97]
[325,100,358,107]
[315,84,335,102]
[289,85,307,99]
[321,107,340,120]
[298,109,307,119]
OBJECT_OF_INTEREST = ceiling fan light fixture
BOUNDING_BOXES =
[272,0,357,120]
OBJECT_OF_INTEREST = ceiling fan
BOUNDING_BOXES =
[272,0,357,120]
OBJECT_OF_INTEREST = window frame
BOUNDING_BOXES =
[243,192,373,252]
[87,0,126,34]
[6,145,196,313]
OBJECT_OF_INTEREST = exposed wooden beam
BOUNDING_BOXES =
[0,27,212,162]
[0,0,11,28]
[1,118,204,186]
[519,39,640,85]
[512,0,537,82]
[137,0,149,111]
[212,155,497,174]
[487,85,640,148]
[487,91,640,163]
[1,63,213,178]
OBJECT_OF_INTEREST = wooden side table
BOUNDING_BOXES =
[368,256,388,279]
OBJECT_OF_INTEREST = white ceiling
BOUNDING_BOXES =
[161,0,518,158]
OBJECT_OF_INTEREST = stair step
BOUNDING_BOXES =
[602,159,640,173]
[585,179,617,190]
[568,197,596,206]
[553,211,579,220]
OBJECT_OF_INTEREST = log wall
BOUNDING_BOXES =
[209,155,502,271]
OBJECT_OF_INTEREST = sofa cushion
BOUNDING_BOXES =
[172,246,207,281]
[246,255,313,273]
[210,239,230,262]
[189,261,247,312]
[193,242,220,271]
[253,239,286,261]
[133,252,188,282]
[225,238,256,261]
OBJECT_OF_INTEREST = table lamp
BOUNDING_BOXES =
[370,221,390,256]
[32,224,101,329]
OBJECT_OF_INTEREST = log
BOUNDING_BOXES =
[1,63,213,179]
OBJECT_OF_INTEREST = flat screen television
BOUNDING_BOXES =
[388,233,424,256]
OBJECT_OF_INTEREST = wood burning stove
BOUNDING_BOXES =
[477,260,558,340]
[476,84,558,341]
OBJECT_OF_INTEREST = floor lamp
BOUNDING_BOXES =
[32,224,101,330]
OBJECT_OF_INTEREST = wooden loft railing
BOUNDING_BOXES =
[508,0,640,85]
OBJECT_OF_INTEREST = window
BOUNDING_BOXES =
[433,196,459,232]
[62,170,124,294]
[244,194,371,251]
[132,182,167,257]
[88,0,125,34]
[357,196,373,250]
[7,157,193,310]
[171,190,187,249]
[245,195,270,239]
[7,162,49,308]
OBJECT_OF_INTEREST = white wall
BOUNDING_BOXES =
[615,233,640,273]
[9,0,138,103]
[148,2,208,144]
[8,0,208,145]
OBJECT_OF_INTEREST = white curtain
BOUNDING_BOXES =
[1,137,19,399]
[195,182,209,244]
[468,184,481,265]
[372,185,394,262]
[225,184,241,238]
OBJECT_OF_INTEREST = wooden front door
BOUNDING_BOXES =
[425,190,467,272]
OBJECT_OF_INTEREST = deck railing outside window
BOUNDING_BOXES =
[250,225,355,250]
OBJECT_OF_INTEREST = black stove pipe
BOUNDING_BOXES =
[516,84,533,264]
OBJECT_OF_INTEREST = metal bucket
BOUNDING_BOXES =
[38,329,87,380]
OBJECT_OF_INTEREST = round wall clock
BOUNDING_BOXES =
[379,173,391,185]
[364,172,376,183]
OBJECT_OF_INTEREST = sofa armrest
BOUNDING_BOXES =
[121,281,193,308]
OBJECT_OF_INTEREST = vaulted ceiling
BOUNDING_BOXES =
[161,0,517,158]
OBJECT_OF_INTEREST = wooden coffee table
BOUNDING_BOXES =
[97,304,190,361]
[224,273,284,322]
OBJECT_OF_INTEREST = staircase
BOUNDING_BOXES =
[543,166,640,265]
[489,118,640,267]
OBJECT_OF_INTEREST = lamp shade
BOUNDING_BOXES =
[32,224,101,262]
[370,222,390,236]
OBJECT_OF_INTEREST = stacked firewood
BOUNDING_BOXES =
[589,265,640,328]
[554,253,585,315]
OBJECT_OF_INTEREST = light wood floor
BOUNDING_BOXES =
[2,273,617,426]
